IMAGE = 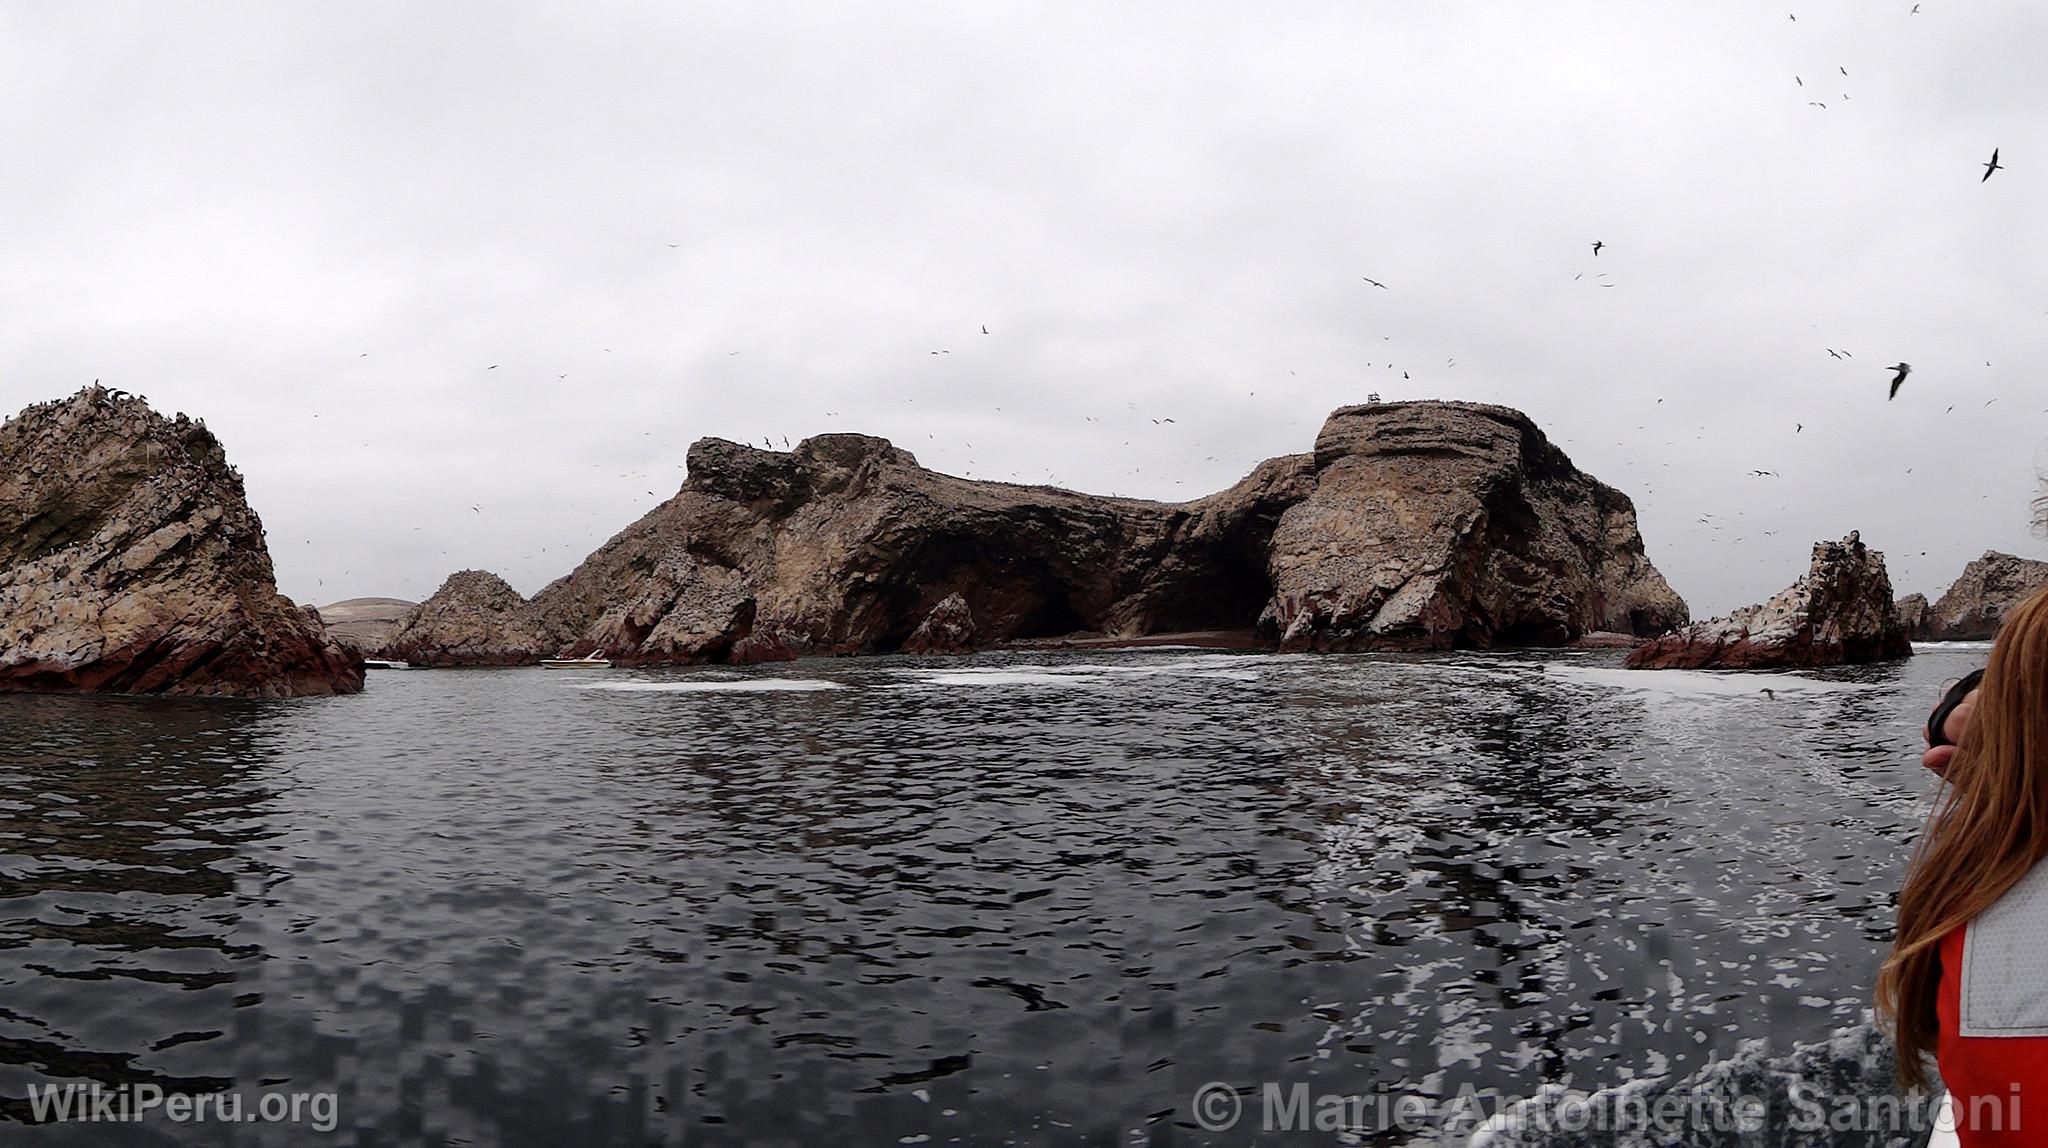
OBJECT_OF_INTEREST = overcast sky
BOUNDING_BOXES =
[5,1,2046,617]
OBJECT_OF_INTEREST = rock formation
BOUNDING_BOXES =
[901,592,978,655]
[1893,593,1930,640]
[315,596,416,655]
[0,387,363,697]
[1918,551,2048,640]
[1259,402,1686,651]
[388,401,1688,665]
[377,571,568,666]
[1624,532,1911,670]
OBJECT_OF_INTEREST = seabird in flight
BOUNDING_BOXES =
[1886,362,1912,399]
[1983,148,2003,181]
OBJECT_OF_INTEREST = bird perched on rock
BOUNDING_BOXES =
[1886,362,1912,398]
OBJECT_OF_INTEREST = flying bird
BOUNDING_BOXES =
[1825,348,1842,359]
[981,325,989,334]
[1886,362,1912,399]
[1983,148,2003,181]
[1590,241,1604,256]
[1362,277,1388,289]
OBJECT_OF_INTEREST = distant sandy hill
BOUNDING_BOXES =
[316,597,416,655]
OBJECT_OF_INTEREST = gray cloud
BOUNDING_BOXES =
[5,1,2044,616]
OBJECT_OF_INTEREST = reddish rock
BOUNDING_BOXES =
[1625,532,1911,670]
[0,387,363,697]
[727,629,803,664]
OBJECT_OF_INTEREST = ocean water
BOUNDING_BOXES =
[0,645,1983,1146]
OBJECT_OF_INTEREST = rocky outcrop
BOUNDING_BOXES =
[1894,593,1930,640]
[1625,533,1911,669]
[902,592,978,655]
[0,387,363,697]
[316,596,416,655]
[1259,402,1687,651]
[396,401,1687,665]
[1920,551,2048,640]
[378,571,568,667]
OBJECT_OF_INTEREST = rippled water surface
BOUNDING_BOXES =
[0,645,1981,1145]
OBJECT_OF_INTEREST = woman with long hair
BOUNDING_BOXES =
[1878,583,2048,1143]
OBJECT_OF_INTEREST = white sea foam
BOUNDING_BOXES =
[1541,663,1874,696]
[899,668,1108,687]
[894,656,1260,688]
[574,679,847,693]
[1913,640,1994,651]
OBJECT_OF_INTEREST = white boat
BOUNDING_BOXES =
[541,651,612,669]
[361,659,412,670]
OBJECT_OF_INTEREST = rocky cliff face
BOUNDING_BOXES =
[1625,533,1911,669]
[378,571,570,666]
[1261,402,1686,651]
[391,401,1687,664]
[1894,593,1930,640]
[0,387,363,697]
[1920,551,2048,640]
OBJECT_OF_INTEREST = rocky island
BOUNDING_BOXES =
[0,387,363,697]
[383,401,1689,664]
[1624,532,1911,670]
[1900,550,2048,640]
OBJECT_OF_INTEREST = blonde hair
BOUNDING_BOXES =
[1877,585,2048,1089]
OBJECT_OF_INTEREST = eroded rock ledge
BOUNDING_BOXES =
[1625,532,1910,670]
[1916,551,2048,640]
[0,387,363,697]
[387,401,1689,665]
